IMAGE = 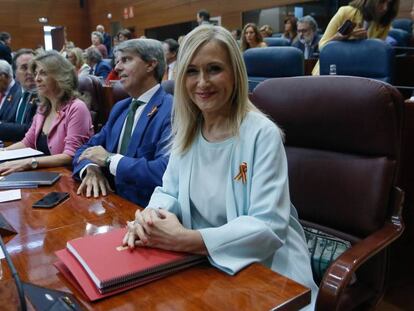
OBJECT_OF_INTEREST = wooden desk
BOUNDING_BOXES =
[0,168,311,311]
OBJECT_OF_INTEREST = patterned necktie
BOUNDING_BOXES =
[119,99,144,155]
[16,91,30,124]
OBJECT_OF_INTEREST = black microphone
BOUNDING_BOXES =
[0,234,83,310]
[0,234,27,310]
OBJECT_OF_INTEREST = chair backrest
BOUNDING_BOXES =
[78,74,104,130]
[243,47,304,91]
[264,37,290,47]
[111,81,129,104]
[251,76,402,242]
[392,18,413,33]
[388,28,411,47]
[319,39,395,83]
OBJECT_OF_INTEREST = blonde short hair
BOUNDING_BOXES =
[173,25,258,153]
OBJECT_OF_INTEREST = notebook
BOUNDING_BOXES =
[56,227,204,300]
[0,172,61,186]
[0,148,43,162]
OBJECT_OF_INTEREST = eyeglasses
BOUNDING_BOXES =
[297,28,311,34]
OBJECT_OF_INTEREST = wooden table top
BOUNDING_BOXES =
[0,167,311,310]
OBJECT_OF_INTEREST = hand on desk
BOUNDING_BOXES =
[77,166,113,197]
[123,208,207,255]
[0,159,31,175]
[78,146,110,167]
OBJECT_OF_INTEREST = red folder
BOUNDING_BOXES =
[55,227,204,301]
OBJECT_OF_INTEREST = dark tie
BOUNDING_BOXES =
[119,99,144,155]
[15,91,30,124]
[89,67,94,75]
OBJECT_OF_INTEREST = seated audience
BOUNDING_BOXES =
[73,39,172,207]
[0,49,38,142]
[90,31,108,58]
[85,47,111,80]
[67,47,91,77]
[241,23,267,51]
[123,25,318,311]
[282,16,299,44]
[293,15,321,59]
[0,51,93,175]
[0,60,21,120]
[162,38,179,80]
[0,32,12,64]
[312,0,399,74]
[259,24,273,38]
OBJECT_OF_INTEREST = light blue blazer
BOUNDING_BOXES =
[148,111,318,309]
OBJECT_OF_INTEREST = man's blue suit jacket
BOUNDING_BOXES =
[73,86,173,207]
[0,82,22,121]
[94,60,111,79]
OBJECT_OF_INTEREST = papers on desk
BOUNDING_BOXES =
[0,148,43,162]
[0,189,21,203]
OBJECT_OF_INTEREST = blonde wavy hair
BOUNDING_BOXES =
[173,25,258,154]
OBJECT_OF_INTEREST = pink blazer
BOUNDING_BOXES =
[22,98,94,157]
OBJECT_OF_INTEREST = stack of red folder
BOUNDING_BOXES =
[54,227,204,301]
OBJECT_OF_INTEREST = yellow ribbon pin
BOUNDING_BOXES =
[147,106,158,117]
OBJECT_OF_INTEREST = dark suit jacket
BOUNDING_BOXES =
[73,86,173,207]
[292,34,322,59]
[0,92,39,142]
[0,82,22,121]
[0,42,12,64]
[94,60,111,79]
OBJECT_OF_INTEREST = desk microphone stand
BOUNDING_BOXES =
[0,212,83,310]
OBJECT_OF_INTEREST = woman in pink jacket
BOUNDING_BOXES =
[0,51,94,175]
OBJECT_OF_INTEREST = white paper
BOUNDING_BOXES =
[0,148,43,161]
[0,189,21,203]
[0,248,4,259]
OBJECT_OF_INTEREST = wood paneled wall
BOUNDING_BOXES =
[0,0,412,52]
[0,0,90,51]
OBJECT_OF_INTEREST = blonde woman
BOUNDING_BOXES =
[124,25,318,310]
[67,47,90,77]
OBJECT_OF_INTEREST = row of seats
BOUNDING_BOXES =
[244,39,395,91]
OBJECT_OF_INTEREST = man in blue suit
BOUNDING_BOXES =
[0,60,22,121]
[73,39,172,207]
[85,47,111,80]
[0,49,38,142]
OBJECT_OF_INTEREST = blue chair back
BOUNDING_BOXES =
[392,18,413,33]
[388,28,411,47]
[264,37,290,47]
[319,39,394,83]
[243,47,304,91]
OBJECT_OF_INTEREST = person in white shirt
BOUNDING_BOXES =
[162,38,179,80]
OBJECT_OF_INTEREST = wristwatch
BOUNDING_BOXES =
[104,154,114,168]
[31,157,39,169]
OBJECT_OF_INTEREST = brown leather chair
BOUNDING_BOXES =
[251,76,405,311]
[78,75,104,130]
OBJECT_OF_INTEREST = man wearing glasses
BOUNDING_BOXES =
[293,15,321,59]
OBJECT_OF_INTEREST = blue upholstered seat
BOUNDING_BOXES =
[392,18,413,34]
[243,47,304,91]
[388,28,411,47]
[264,37,290,47]
[319,39,394,83]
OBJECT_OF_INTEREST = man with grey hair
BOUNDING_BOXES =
[0,49,38,142]
[293,15,321,59]
[73,39,173,207]
[0,59,22,120]
[85,47,111,79]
